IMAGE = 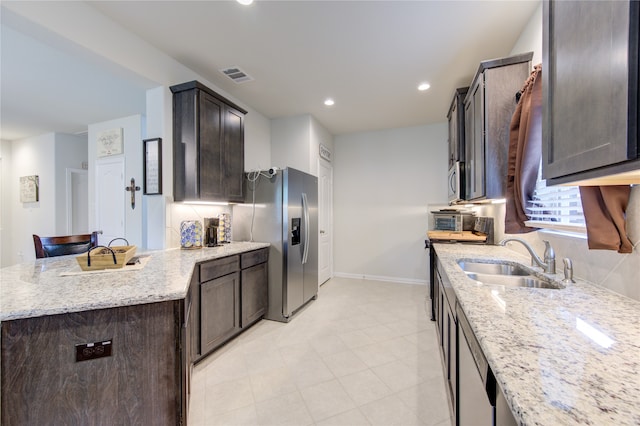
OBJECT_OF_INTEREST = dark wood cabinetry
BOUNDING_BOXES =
[201,271,241,354]
[171,81,247,202]
[464,53,533,200]
[1,301,184,426]
[543,0,640,185]
[434,256,457,422]
[195,248,269,361]
[240,249,269,326]
[448,87,469,169]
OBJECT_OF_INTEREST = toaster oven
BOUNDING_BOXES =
[431,210,476,232]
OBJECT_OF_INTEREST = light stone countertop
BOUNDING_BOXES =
[0,241,269,322]
[434,243,640,426]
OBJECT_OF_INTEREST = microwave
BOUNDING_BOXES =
[448,161,464,202]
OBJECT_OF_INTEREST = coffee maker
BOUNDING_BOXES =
[204,217,219,247]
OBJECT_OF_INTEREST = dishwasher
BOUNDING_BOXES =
[456,302,496,425]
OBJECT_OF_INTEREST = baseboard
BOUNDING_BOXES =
[333,272,427,286]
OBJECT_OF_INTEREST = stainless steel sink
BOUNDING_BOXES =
[465,272,563,289]
[457,261,530,276]
[457,260,563,289]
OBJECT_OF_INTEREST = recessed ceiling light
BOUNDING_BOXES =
[418,82,431,91]
[237,0,253,5]
[324,99,335,106]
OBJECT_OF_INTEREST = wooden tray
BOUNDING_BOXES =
[76,245,137,271]
[427,231,487,242]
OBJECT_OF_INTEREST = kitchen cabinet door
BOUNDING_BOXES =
[465,78,484,201]
[434,264,442,343]
[200,272,241,356]
[437,264,457,422]
[224,105,245,202]
[241,262,268,327]
[199,91,225,200]
[445,300,456,417]
[543,0,640,185]
[464,53,533,200]
[448,87,469,168]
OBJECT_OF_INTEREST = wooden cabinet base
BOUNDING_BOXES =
[1,301,184,426]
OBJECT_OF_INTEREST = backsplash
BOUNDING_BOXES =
[481,185,640,301]
[165,203,232,248]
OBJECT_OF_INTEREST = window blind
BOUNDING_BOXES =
[524,163,586,232]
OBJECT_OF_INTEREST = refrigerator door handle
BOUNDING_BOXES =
[302,192,310,264]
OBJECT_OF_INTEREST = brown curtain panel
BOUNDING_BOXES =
[579,186,632,253]
[505,64,542,234]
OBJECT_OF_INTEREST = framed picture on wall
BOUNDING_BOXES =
[96,128,123,157]
[20,175,39,202]
[143,138,162,195]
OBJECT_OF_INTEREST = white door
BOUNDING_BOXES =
[318,160,333,285]
[66,168,89,235]
[95,158,125,245]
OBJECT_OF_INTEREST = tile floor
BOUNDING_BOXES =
[188,277,453,426]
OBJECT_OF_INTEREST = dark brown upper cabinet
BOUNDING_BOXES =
[543,0,640,185]
[448,87,469,170]
[464,52,533,201]
[171,81,247,202]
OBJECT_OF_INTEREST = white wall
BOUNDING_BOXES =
[334,123,448,284]
[1,140,13,267]
[143,86,169,250]
[271,115,314,173]
[88,115,144,247]
[245,110,272,172]
[510,2,542,66]
[271,114,334,176]
[8,133,56,263]
[310,116,334,177]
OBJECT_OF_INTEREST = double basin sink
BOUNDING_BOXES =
[457,260,563,289]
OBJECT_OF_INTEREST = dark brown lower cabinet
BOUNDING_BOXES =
[433,255,457,424]
[1,301,185,426]
[200,271,241,355]
[196,248,269,361]
[241,262,268,326]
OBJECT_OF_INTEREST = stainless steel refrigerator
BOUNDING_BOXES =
[233,167,318,322]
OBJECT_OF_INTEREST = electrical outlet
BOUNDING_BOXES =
[75,339,112,362]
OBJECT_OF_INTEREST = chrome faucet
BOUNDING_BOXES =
[562,258,575,284]
[498,238,556,274]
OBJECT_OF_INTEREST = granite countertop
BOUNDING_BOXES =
[434,243,640,426]
[0,241,269,322]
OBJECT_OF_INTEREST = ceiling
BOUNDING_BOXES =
[1,1,540,141]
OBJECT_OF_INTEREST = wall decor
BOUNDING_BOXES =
[319,144,332,162]
[143,138,162,195]
[97,128,123,157]
[20,175,39,202]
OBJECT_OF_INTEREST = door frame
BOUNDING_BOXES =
[65,168,88,234]
[318,159,333,285]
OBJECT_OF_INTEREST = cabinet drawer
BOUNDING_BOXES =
[200,255,240,282]
[241,248,269,269]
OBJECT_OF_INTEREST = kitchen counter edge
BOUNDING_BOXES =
[0,241,270,322]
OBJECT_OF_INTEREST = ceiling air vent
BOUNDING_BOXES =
[219,67,253,84]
